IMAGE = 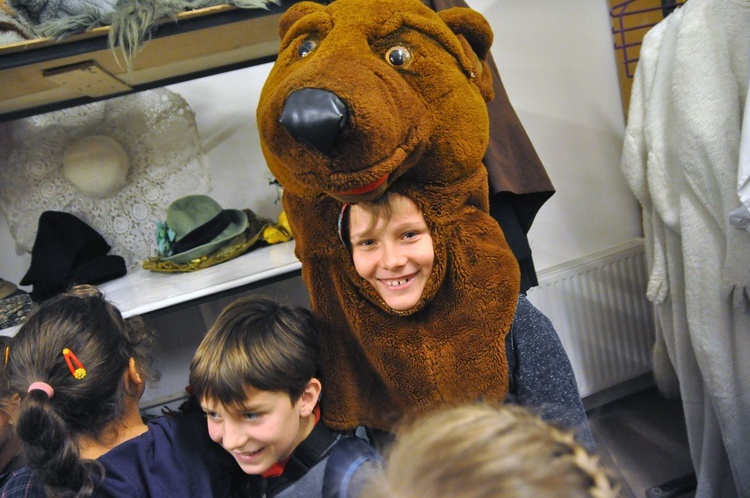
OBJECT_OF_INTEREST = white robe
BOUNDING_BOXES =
[621,7,682,398]
[620,1,750,495]
[737,43,750,220]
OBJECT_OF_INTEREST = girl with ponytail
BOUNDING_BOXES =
[0,285,241,497]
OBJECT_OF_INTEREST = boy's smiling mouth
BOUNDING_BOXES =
[234,448,263,462]
[380,273,417,288]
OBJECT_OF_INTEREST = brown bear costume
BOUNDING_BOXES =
[257,0,523,431]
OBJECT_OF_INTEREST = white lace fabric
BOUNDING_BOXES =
[0,88,211,270]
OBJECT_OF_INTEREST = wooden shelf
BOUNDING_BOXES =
[0,1,302,122]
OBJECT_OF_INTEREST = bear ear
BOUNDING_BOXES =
[278,1,326,39]
[438,7,494,102]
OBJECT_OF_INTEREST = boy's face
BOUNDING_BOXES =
[349,194,434,311]
[200,382,319,475]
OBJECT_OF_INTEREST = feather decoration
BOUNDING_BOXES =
[1,6,36,43]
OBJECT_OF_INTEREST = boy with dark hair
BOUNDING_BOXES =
[189,294,381,497]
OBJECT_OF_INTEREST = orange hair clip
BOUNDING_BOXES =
[4,346,8,366]
[62,348,86,379]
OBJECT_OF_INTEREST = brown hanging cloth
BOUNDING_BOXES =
[424,0,555,292]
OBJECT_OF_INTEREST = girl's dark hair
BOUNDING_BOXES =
[0,335,16,417]
[6,285,155,498]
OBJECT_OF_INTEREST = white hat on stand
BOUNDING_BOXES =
[0,88,211,269]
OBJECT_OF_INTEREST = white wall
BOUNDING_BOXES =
[471,0,642,269]
[166,62,283,223]
[0,0,642,289]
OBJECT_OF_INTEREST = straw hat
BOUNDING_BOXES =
[62,135,130,199]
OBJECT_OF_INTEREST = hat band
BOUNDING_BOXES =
[172,211,232,255]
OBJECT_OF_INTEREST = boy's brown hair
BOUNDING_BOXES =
[339,191,413,249]
[189,294,320,411]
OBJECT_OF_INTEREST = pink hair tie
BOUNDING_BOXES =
[28,382,54,399]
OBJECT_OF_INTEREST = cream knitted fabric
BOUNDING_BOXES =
[0,88,211,269]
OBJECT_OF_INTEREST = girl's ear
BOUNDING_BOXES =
[128,357,143,385]
[299,378,322,417]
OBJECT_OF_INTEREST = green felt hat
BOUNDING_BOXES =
[162,195,248,264]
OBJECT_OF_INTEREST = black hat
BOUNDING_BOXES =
[20,211,126,302]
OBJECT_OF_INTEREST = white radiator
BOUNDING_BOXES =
[525,238,655,398]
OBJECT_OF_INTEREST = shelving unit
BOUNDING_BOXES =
[0,216,302,341]
[0,2,310,405]
[100,240,301,320]
[0,0,308,121]
[0,0,313,329]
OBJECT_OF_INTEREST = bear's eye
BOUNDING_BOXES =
[298,38,318,58]
[385,46,412,67]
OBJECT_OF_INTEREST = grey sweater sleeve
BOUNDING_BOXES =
[506,295,596,452]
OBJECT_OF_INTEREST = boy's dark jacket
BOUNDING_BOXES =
[246,425,380,497]
[257,0,527,431]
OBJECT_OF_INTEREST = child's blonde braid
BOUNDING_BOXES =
[543,419,620,498]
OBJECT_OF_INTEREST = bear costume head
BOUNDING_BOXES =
[258,0,520,431]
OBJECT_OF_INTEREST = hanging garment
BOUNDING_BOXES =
[621,1,750,495]
[621,7,683,398]
[735,45,750,224]
[425,0,555,292]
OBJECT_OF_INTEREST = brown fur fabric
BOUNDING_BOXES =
[257,0,520,431]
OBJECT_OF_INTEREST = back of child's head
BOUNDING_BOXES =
[0,335,17,419]
[0,335,23,474]
[362,402,618,498]
[189,294,319,411]
[6,285,154,498]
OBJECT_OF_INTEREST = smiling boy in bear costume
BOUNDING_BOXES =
[257,0,593,449]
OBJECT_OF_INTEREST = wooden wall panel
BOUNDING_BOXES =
[609,0,684,116]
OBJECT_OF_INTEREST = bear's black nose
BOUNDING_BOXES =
[279,88,348,155]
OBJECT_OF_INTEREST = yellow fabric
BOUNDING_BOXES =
[257,0,520,431]
[262,211,293,244]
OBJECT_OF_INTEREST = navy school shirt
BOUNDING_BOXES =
[0,413,245,498]
[96,412,243,497]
